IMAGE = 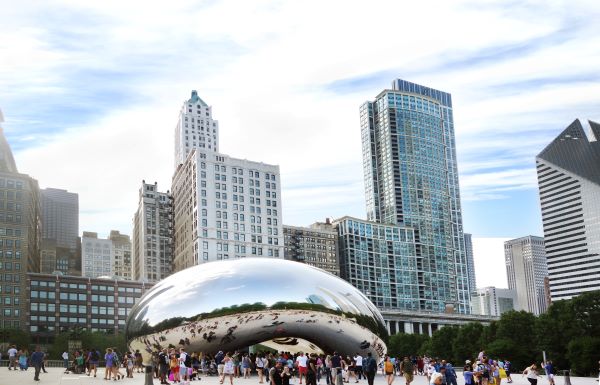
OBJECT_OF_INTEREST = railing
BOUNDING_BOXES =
[0,359,109,368]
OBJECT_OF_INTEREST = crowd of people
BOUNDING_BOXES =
[2,345,571,385]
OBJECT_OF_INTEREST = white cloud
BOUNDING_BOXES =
[2,0,600,238]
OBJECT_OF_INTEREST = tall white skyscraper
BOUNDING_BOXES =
[132,181,173,282]
[536,119,600,301]
[504,236,548,315]
[174,90,220,168]
[171,91,283,271]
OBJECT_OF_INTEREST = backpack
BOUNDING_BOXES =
[91,350,99,361]
[384,361,394,373]
[185,354,192,368]
[367,357,377,372]
[403,360,414,373]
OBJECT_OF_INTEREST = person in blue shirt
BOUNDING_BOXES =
[30,346,45,381]
[463,362,474,385]
[441,361,457,385]
[542,360,555,385]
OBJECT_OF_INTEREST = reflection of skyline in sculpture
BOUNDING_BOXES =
[126,258,387,364]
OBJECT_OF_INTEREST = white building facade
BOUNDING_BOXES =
[504,236,548,315]
[174,90,219,168]
[171,91,283,272]
[536,119,600,301]
[132,181,173,282]
[471,287,517,316]
[82,231,132,280]
[172,149,284,271]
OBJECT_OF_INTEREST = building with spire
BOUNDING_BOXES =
[536,119,600,301]
[171,91,284,271]
[0,108,41,328]
[174,90,220,168]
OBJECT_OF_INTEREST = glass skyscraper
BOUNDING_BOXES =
[359,79,469,314]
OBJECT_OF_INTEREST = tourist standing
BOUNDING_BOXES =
[383,356,394,385]
[296,352,308,385]
[307,354,318,385]
[221,352,235,385]
[270,361,283,385]
[62,350,69,373]
[282,365,292,385]
[105,348,115,380]
[362,353,377,385]
[31,346,45,381]
[400,357,414,385]
[542,361,554,385]
[19,349,29,370]
[7,345,17,370]
[87,348,100,377]
[257,354,267,384]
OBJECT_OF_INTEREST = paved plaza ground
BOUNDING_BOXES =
[0,367,596,385]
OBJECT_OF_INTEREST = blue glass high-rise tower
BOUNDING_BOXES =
[359,79,470,314]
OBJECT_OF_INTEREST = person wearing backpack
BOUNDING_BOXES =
[87,348,100,377]
[362,353,377,385]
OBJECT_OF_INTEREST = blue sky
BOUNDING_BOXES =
[1,0,600,287]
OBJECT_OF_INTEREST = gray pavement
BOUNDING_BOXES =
[0,367,596,385]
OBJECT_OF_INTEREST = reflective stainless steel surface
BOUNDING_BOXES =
[126,258,388,363]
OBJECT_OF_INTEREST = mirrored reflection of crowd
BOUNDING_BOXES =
[151,350,379,385]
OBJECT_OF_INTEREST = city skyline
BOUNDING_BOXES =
[2,1,600,289]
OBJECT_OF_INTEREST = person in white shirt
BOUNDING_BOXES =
[179,348,189,382]
[62,351,70,373]
[296,353,308,385]
[8,345,18,371]
[354,354,364,381]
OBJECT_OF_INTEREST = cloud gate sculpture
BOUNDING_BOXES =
[126,258,388,364]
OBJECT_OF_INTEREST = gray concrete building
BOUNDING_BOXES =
[283,219,339,275]
[464,233,476,294]
[27,272,152,341]
[40,188,79,275]
[471,286,517,316]
[0,109,41,328]
[81,231,132,280]
[132,181,173,282]
[504,236,548,315]
[536,119,600,301]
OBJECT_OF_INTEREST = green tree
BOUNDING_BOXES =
[566,336,600,376]
[535,299,574,370]
[427,326,458,359]
[0,328,31,350]
[452,322,484,364]
[388,333,430,357]
[494,311,538,370]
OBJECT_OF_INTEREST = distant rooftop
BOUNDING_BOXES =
[188,90,208,107]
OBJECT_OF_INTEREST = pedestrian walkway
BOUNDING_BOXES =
[0,367,593,385]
